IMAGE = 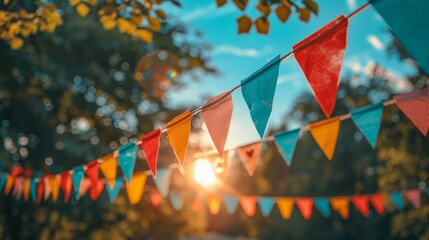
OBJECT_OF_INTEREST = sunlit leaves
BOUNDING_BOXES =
[133,29,153,43]
[9,37,23,50]
[217,0,319,34]
[147,16,161,31]
[75,3,91,17]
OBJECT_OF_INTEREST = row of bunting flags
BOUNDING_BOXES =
[0,0,428,213]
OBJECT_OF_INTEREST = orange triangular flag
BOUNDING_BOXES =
[276,197,294,219]
[240,196,257,217]
[150,189,163,208]
[49,175,60,203]
[166,110,192,166]
[4,175,14,194]
[237,142,262,176]
[126,172,147,205]
[309,117,340,160]
[207,196,222,215]
[202,92,234,156]
[23,178,30,201]
[331,197,349,219]
[99,154,117,188]
[43,176,51,201]
[80,178,91,197]
[192,195,202,211]
[296,197,314,220]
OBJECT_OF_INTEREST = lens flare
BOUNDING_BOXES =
[194,159,217,187]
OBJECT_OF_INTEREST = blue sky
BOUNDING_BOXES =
[164,0,416,149]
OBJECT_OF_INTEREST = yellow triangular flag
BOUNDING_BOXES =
[331,197,349,219]
[49,175,60,203]
[126,172,147,205]
[276,197,294,219]
[99,154,117,188]
[4,175,14,194]
[166,110,192,165]
[23,178,30,201]
[309,117,340,160]
[207,196,222,215]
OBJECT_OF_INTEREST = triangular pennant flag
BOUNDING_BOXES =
[12,177,23,200]
[425,188,429,197]
[191,195,202,211]
[99,154,117,189]
[72,166,85,200]
[351,103,383,148]
[89,179,104,201]
[202,92,234,156]
[369,194,385,215]
[241,55,280,138]
[393,88,429,136]
[60,172,72,203]
[207,196,222,215]
[4,175,14,194]
[293,15,348,117]
[274,129,300,166]
[150,189,163,208]
[80,178,91,197]
[36,180,44,204]
[276,197,294,219]
[331,197,350,219]
[23,178,30,201]
[169,192,184,211]
[237,142,262,176]
[86,161,99,184]
[309,117,340,160]
[105,178,123,203]
[154,168,172,197]
[223,196,239,214]
[167,110,192,166]
[389,192,404,211]
[371,0,429,75]
[141,129,161,178]
[405,189,421,209]
[11,166,23,177]
[49,175,60,203]
[352,195,370,217]
[314,198,331,218]
[126,172,147,204]
[118,142,137,183]
[296,197,314,220]
[30,178,38,202]
[43,176,51,201]
[240,196,257,217]
[258,197,275,217]
[0,172,7,191]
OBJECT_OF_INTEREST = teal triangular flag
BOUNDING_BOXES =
[154,168,172,197]
[72,166,85,200]
[105,178,123,203]
[223,196,239,214]
[371,0,429,75]
[30,178,38,202]
[389,192,404,211]
[118,142,137,183]
[274,129,300,166]
[425,188,429,197]
[258,197,275,217]
[169,192,184,211]
[351,103,383,148]
[0,172,7,191]
[314,198,331,218]
[241,55,280,138]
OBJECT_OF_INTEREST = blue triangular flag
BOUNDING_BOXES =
[105,178,123,203]
[169,192,184,211]
[30,172,41,202]
[72,166,85,200]
[389,192,404,211]
[118,142,137,183]
[351,103,383,148]
[258,197,275,217]
[314,198,331,218]
[0,171,7,191]
[274,129,300,166]
[241,55,280,138]
[154,168,172,197]
[371,0,429,75]
[223,196,239,214]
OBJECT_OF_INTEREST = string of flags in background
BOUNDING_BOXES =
[0,0,428,212]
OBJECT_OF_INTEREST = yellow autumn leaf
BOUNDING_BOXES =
[255,17,269,34]
[133,29,153,43]
[304,0,318,15]
[154,0,164,4]
[117,18,135,34]
[275,5,291,23]
[297,7,311,22]
[4,0,9,4]
[130,14,144,25]
[100,15,116,30]
[232,0,248,10]
[236,15,251,34]
[147,16,161,31]
[216,0,227,7]
[10,38,23,50]
[256,2,271,17]
[86,0,98,6]
[75,3,90,17]
[69,0,81,7]
[155,9,166,19]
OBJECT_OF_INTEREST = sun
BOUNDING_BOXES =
[194,158,217,187]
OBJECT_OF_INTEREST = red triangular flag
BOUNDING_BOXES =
[89,179,104,201]
[141,129,161,178]
[393,88,429,136]
[352,195,370,217]
[369,194,384,215]
[202,92,234,156]
[296,197,313,220]
[85,161,99,184]
[60,172,72,203]
[240,196,257,217]
[36,180,44,205]
[293,15,348,117]
[405,189,421,209]
[237,142,262,176]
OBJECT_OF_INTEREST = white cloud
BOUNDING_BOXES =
[182,3,235,22]
[212,45,261,57]
[346,0,356,10]
[367,35,384,51]
[277,72,302,85]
